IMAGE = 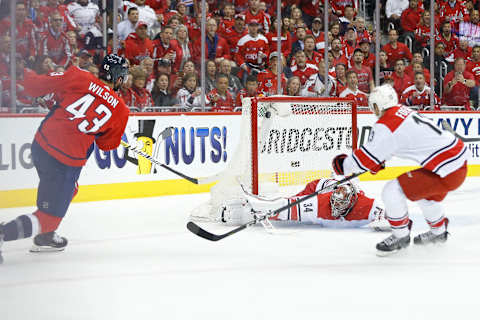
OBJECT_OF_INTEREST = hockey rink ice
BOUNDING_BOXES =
[1,178,480,320]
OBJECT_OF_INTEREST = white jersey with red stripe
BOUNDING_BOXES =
[343,105,468,178]
[270,178,382,228]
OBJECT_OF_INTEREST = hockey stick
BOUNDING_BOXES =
[121,127,201,184]
[186,171,366,241]
[441,120,480,142]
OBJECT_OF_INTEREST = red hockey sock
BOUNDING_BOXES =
[33,210,62,233]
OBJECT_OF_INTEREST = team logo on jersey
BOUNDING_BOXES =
[265,79,272,88]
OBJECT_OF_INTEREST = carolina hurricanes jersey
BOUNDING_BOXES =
[400,85,440,110]
[235,33,269,69]
[23,67,129,167]
[270,178,381,228]
[343,105,469,178]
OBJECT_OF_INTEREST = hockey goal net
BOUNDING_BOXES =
[190,96,357,221]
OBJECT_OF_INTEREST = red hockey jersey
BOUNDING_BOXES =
[23,67,129,167]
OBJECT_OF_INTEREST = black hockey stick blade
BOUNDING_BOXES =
[186,172,365,241]
[187,221,249,241]
[442,120,480,142]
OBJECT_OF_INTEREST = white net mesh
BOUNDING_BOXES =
[190,96,355,222]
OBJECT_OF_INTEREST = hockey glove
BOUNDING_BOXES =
[332,154,347,175]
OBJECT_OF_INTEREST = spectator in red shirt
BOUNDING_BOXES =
[382,28,413,68]
[118,73,135,108]
[414,10,433,51]
[130,65,154,111]
[39,11,72,69]
[235,74,259,108]
[221,14,248,59]
[354,16,371,43]
[266,16,292,60]
[401,0,424,39]
[405,52,431,81]
[242,0,271,33]
[218,3,236,35]
[439,0,469,31]
[331,38,349,67]
[342,27,358,61]
[359,38,375,70]
[391,59,414,97]
[435,21,459,60]
[351,49,374,94]
[208,74,235,112]
[124,21,154,66]
[152,25,182,73]
[192,18,231,66]
[0,2,37,65]
[173,25,193,69]
[257,52,286,96]
[339,70,368,108]
[310,17,326,54]
[453,38,472,61]
[400,72,440,110]
[443,57,476,110]
[236,21,269,80]
[466,45,480,85]
[290,50,319,86]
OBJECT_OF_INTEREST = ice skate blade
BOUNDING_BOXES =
[376,248,408,257]
[29,245,66,253]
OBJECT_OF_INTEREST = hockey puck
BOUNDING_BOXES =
[265,111,272,118]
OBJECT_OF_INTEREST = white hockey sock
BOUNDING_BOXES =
[417,200,446,235]
[382,179,411,237]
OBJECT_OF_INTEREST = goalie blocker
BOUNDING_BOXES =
[219,178,390,231]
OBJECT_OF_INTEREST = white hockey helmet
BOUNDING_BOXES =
[330,182,359,218]
[368,84,398,117]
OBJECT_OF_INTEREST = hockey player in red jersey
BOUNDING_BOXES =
[0,54,130,264]
[332,84,468,256]
[220,178,389,231]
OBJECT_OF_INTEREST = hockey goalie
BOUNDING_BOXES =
[219,178,390,231]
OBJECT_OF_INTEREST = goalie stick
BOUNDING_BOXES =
[441,120,480,142]
[186,172,366,241]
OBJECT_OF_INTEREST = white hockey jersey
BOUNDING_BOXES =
[67,2,101,36]
[343,105,469,178]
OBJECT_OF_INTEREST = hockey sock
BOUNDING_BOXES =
[2,214,40,241]
[417,199,446,235]
[33,210,62,233]
[382,179,411,238]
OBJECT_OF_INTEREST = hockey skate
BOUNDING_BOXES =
[376,220,412,256]
[413,218,449,245]
[30,232,68,253]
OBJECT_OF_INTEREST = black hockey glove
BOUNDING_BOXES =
[332,154,347,175]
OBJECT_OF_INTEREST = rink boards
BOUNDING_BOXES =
[1,111,480,208]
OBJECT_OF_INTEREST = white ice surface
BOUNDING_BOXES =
[1,179,480,320]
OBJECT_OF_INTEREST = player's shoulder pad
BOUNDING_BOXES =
[376,105,412,133]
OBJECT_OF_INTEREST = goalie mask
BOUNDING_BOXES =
[330,182,358,218]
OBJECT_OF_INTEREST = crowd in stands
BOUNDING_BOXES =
[2,0,480,113]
